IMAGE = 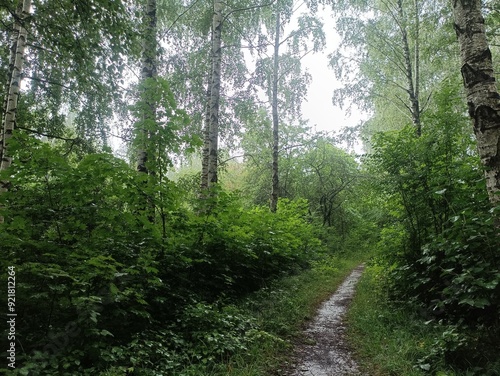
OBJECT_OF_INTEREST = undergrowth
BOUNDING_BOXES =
[348,262,500,376]
[176,254,365,376]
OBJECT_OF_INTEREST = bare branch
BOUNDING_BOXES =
[17,126,80,142]
[159,0,201,41]
[25,75,71,90]
[222,0,276,24]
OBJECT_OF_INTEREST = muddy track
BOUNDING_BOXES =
[288,264,365,376]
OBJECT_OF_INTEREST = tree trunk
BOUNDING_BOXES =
[137,0,157,175]
[270,9,280,213]
[397,0,421,136]
[1,1,23,153]
[452,0,500,205]
[200,25,214,192]
[200,86,211,191]
[200,30,213,192]
[0,0,31,224]
[136,0,157,222]
[1,0,30,173]
[207,0,223,187]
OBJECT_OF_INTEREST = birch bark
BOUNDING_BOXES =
[270,8,280,213]
[200,85,211,191]
[0,0,31,224]
[207,0,223,187]
[1,0,31,173]
[137,0,158,175]
[453,0,500,204]
[136,0,157,223]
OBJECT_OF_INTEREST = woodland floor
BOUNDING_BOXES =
[286,265,366,376]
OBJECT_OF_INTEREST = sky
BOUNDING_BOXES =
[298,8,367,135]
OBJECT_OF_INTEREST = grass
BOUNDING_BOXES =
[202,254,367,376]
[346,262,500,376]
[346,263,431,375]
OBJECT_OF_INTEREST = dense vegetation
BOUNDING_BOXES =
[1,0,499,375]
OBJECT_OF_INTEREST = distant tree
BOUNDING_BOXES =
[330,0,458,139]
[253,0,325,211]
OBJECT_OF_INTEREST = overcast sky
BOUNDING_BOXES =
[298,8,367,135]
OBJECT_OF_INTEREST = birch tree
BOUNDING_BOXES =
[452,0,500,204]
[1,0,30,171]
[0,0,137,151]
[195,0,278,191]
[330,0,456,138]
[206,0,223,187]
[253,0,325,211]
[136,0,158,175]
[0,0,30,223]
[270,5,281,212]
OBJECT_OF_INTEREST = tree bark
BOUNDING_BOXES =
[397,0,421,136]
[453,0,500,205]
[1,1,23,151]
[207,0,223,187]
[270,8,280,213]
[0,0,31,224]
[136,0,157,223]
[137,0,157,176]
[200,82,212,191]
[1,0,30,173]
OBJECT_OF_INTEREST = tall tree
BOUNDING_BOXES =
[207,0,223,187]
[330,0,456,140]
[171,0,269,192]
[270,4,281,212]
[0,0,30,224]
[0,0,30,172]
[397,0,422,135]
[136,0,158,175]
[452,0,500,204]
[253,0,325,211]
[0,0,138,153]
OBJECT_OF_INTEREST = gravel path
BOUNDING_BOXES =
[289,265,365,376]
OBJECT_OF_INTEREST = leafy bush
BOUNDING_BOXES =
[366,80,500,371]
[0,136,324,374]
[162,195,323,300]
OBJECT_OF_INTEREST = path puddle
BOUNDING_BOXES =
[290,265,365,376]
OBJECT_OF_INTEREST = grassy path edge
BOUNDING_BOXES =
[208,255,367,376]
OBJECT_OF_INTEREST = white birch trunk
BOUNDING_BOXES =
[1,0,31,173]
[270,9,280,213]
[200,87,211,191]
[453,0,500,205]
[0,0,31,224]
[207,0,223,187]
[137,0,157,175]
[136,0,157,222]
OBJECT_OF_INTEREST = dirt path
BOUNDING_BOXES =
[289,265,365,376]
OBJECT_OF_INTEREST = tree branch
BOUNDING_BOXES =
[159,0,201,41]
[222,0,276,24]
[17,126,79,142]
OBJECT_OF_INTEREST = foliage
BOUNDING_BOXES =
[349,262,500,376]
[165,195,323,300]
[241,119,368,252]
[366,78,500,372]
[0,0,139,147]
[0,134,325,374]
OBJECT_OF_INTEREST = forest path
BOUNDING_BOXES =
[288,264,365,376]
